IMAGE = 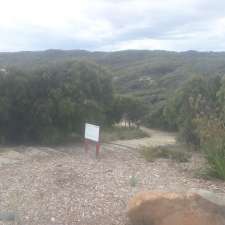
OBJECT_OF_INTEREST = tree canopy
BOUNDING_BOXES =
[0,61,114,144]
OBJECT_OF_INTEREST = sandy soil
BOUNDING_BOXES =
[0,128,224,225]
[114,127,176,148]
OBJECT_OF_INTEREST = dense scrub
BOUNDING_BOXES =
[1,50,225,179]
[0,60,146,144]
[0,61,115,144]
[2,50,225,130]
[164,76,225,179]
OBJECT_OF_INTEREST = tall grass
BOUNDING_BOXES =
[141,144,191,163]
[197,117,225,180]
[202,137,225,180]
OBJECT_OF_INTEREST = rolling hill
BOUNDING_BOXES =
[1,49,225,127]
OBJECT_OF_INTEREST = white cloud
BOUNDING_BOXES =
[0,0,225,51]
[100,39,165,51]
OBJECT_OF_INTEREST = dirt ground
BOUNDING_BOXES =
[0,128,224,225]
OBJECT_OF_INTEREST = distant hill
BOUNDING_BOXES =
[1,50,225,93]
[1,49,225,127]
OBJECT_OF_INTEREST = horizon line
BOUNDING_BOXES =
[1,48,225,54]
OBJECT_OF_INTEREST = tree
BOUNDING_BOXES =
[110,96,147,127]
[164,76,221,146]
[0,60,114,144]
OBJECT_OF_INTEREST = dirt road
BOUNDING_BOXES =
[0,128,224,225]
[114,127,176,148]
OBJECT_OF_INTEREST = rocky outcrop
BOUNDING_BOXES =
[127,191,225,225]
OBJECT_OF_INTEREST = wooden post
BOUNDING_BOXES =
[84,123,100,158]
[84,139,88,153]
[96,142,100,158]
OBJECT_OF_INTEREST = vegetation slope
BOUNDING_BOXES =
[1,49,225,128]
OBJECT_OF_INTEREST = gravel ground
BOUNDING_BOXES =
[0,128,224,225]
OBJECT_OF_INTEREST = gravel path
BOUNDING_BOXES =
[0,128,224,225]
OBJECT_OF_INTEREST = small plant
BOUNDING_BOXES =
[129,175,138,187]
[141,144,191,163]
[194,167,215,180]
[169,149,191,162]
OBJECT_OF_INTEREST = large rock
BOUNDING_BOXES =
[127,191,225,225]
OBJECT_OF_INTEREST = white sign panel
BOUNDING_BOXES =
[85,123,100,142]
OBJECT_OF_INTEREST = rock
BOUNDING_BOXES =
[127,191,225,225]
[0,212,16,221]
[190,189,225,206]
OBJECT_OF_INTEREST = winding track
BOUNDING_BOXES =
[113,127,176,149]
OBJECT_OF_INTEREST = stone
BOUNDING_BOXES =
[191,189,225,206]
[127,191,225,225]
[0,212,16,221]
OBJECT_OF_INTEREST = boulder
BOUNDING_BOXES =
[127,191,225,225]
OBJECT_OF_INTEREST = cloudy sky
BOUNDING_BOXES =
[0,0,225,52]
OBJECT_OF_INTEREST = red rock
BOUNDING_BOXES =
[127,192,225,225]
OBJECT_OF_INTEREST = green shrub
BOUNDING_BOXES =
[164,76,221,147]
[38,128,67,145]
[202,137,225,180]
[0,61,114,144]
[196,117,225,180]
[194,167,217,180]
[141,144,191,163]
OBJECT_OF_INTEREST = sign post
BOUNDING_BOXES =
[84,123,100,158]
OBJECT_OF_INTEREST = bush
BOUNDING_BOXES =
[38,128,67,145]
[197,117,225,180]
[202,138,225,180]
[141,144,191,163]
[0,61,114,144]
[164,76,221,147]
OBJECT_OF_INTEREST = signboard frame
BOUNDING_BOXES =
[84,123,100,157]
[85,123,100,142]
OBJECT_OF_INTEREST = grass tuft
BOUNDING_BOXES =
[129,175,138,187]
[141,144,191,163]
[202,137,225,180]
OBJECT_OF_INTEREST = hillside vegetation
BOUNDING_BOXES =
[0,60,115,144]
[1,50,225,128]
[1,49,225,179]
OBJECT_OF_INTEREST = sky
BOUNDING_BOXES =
[0,0,225,52]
